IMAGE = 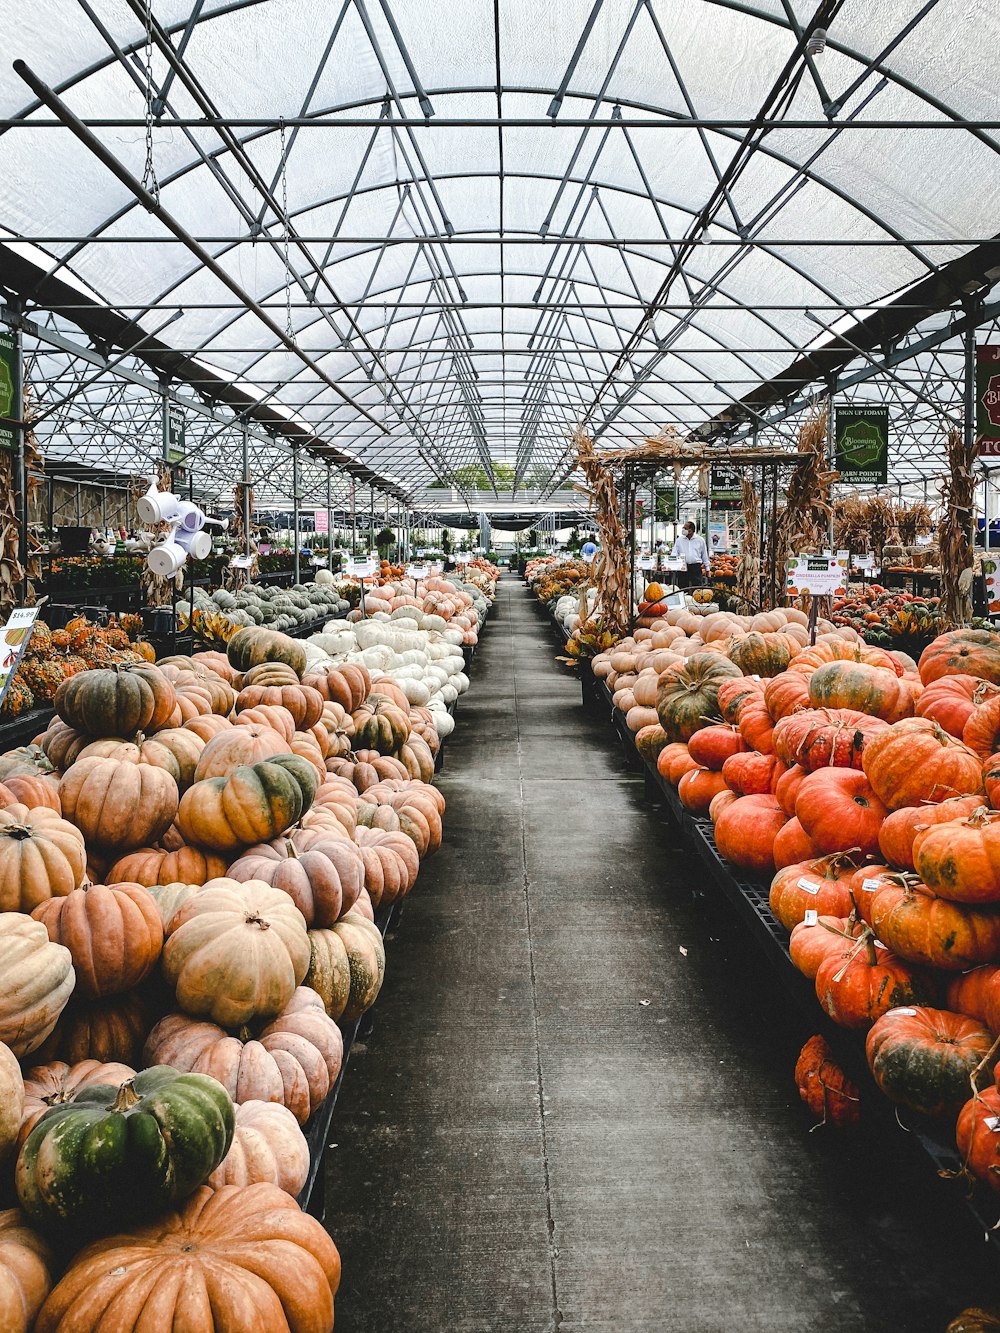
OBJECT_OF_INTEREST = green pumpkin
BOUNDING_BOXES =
[54,664,176,737]
[655,652,743,742]
[226,626,307,677]
[15,1066,234,1241]
[727,631,792,679]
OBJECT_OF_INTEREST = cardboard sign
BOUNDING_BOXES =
[346,559,378,579]
[0,607,39,709]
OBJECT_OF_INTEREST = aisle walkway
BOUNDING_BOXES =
[326,578,997,1332]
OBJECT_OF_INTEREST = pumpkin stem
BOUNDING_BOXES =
[3,825,34,840]
[244,911,271,930]
[110,1079,141,1112]
[969,1033,1000,1102]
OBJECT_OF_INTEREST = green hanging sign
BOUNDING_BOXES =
[709,462,742,510]
[0,329,18,452]
[834,406,889,485]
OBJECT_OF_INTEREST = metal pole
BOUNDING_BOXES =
[966,324,978,551]
[350,482,357,556]
[241,427,251,560]
[292,442,300,585]
[369,488,375,556]
[12,319,27,603]
[827,397,836,550]
[326,464,333,572]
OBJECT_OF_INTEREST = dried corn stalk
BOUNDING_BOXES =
[772,407,837,609]
[738,475,760,608]
[0,384,45,617]
[226,482,258,589]
[897,501,934,547]
[833,493,900,562]
[573,427,631,642]
[939,425,976,628]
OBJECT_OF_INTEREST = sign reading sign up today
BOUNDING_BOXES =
[786,554,848,598]
[835,406,889,485]
[0,607,39,710]
[0,329,18,452]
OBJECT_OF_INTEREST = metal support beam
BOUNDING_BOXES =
[292,442,301,585]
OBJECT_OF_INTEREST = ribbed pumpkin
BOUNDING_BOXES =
[0,775,60,812]
[352,827,420,907]
[965,693,1000,760]
[727,631,792,678]
[789,915,860,980]
[775,764,809,816]
[858,872,1000,971]
[0,1042,23,1168]
[143,989,343,1125]
[0,805,86,912]
[31,882,163,1000]
[877,795,983,871]
[814,931,929,1029]
[986,753,1000,808]
[228,829,364,928]
[735,692,775,754]
[794,768,887,857]
[773,708,887,772]
[655,653,743,743]
[236,684,324,731]
[772,817,817,869]
[956,1088,1000,1193]
[146,882,200,930]
[302,663,371,712]
[360,779,444,858]
[350,695,412,755]
[866,1006,996,1118]
[227,626,308,676]
[327,750,409,793]
[677,768,728,816]
[918,629,1000,687]
[75,729,204,788]
[33,1183,339,1333]
[16,1067,235,1243]
[194,725,289,781]
[769,852,860,931]
[916,674,995,738]
[304,912,386,1023]
[634,724,669,763]
[764,672,811,722]
[721,751,782,797]
[946,964,1000,1024]
[163,878,311,1028]
[913,808,1000,904]
[0,1208,53,1333]
[54,664,176,737]
[0,915,75,1057]
[713,794,787,876]
[807,661,917,722]
[789,639,900,675]
[17,1059,136,1146]
[687,725,746,771]
[59,757,179,853]
[794,1034,860,1129]
[716,676,764,726]
[38,990,149,1066]
[206,1100,309,1196]
[106,844,229,888]
[177,754,318,855]
[240,662,301,688]
[234,704,298,743]
[861,717,984,811]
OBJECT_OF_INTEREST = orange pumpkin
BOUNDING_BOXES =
[735,693,775,755]
[677,768,728,816]
[194,725,289,781]
[33,990,149,1066]
[721,751,782,797]
[918,629,1000,687]
[794,1034,860,1129]
[228,830,365,928]
[861,717,984,811]
[33,1184,340,1332]
[0,775,60,813]
[17,1059,136,1145]
[686,725,747,771]
[815,931,930,1029]
[956,1088,1000,1193]
[877,795,983,871]
[177,755,318,855]
[806,661,917,722]
[31,882,163,1000]
[772,816,817,869]
[946,965,1000,1025]
[716,677,764,725]
[866,1006,996,1118]
[236,684,324,731]
[0,1208,54,1332]
[789,915,860,980]
[775,763,809,816]
[234,704,298,744]
[763,672,811,722]
[769,852,860,931]
[302,664,371,712]
[916,675,996,738]
[106,844,229,888]
[794,769,887,857]
[58,757,179,853]
[858,872,1000,971]
[0,806,86,913]
[965,693,1000,760]
[913,808,1000,904]
[773,708,887,772]
[713,794,787,876]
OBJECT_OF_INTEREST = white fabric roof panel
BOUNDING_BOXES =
[2,0,1000,494]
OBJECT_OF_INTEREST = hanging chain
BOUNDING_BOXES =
[280,118,293,340]
[141,0,160,204]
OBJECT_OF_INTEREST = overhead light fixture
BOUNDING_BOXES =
[806,28,828,57]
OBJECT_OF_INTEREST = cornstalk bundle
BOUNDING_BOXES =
[897,501,934,547]
[573,426,632,642]
[767,408,835,607]
[738,476,760,608]
[833,494,900,561]
[0,385,45,616]
[939,425,976,628]
[226,482,258,589]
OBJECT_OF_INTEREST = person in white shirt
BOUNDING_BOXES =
[672,522,710,587]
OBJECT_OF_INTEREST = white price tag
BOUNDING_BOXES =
[861,877,883,893]
[985,1116,1000,1132]
[885,1007,917,1018]
[803,909,819,927]
[796,877,820,895]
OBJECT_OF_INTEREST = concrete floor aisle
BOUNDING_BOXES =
[325,577,998,1333]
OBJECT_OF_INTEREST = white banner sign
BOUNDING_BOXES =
[786,554,848,597]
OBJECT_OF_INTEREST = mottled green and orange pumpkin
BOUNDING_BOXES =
[866,1005,996,1118]
[54,664,176,737]
[655,653,743,743]
[176,754,318,855]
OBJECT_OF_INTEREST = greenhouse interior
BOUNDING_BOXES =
[6,2,1000,1330]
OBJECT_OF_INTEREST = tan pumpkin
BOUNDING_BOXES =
[0,1208,53,1333]
[0,1041,23,1168]
[397,734,436,783]
[0,914,75,1057]
[228,830,364,928]
[17,1058,136,1146]
[304,912,386,1022]
[0,775,60,813]
[353,826,420,908]
[143,988,343,1124]
[182,713,232,743]
[176,754,318,855]
[76,729,206,791]
[194,725,288,781]
[289,730,327,781]
[58,757,179,852]
[234,704,297,743]
[163,877,311,1027]
[0,805,86,912]
[31,881,163,1000]
[146,882,201,929]
[242,662,301,688]
[327,750,409,793]
[35,990,149,1066]
[206,1100,309,1196]
[359,779,445,858]
[236,684,324,730]
[310,780,359,833]
[302,664,371,711]
[106,844,229,888]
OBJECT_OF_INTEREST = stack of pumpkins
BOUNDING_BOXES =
[630,615,1000,1186]
[0,622,449,1330]
[349,574,485,646]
